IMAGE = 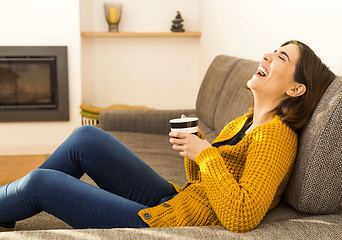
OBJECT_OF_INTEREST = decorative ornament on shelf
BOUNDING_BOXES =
[104,3,123,32]
[171,11,185,32]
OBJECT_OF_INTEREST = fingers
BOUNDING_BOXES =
[197,129,203,138]
[170,141,187,158]
[169,132,187,155]
[172,143,184,151]
[169,137,184,145]
[169,131,188,139]
[179,151,186,157]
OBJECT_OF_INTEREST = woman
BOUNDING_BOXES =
[0,41,335,232]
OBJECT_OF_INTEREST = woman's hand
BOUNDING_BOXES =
[169,132,212,161]
[180,114,203,138]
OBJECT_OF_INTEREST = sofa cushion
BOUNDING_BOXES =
[7,204,342,239]
[198,119,217,143]
[214,59,256,135]
[283,77,342,214]
[196,55,239,130]
[105,131,188,187]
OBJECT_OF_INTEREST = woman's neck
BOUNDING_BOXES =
[246,99,277,134]
[252,108,274,126]
[252,95,280,124]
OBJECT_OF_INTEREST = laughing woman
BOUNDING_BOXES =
[0,41,335,232]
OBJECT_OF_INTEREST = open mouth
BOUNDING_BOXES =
[256,65,269,77]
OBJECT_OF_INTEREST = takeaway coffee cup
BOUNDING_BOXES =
[169,117,198,135]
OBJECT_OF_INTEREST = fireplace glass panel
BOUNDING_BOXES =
[0,57,57,109]
[0,46,68,122]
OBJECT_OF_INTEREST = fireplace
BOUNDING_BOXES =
[0,46,69,122]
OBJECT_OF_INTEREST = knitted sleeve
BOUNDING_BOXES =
[184,117,243,182]
[184,157,200,181]
[194,123,297,232]
[184,131,205,181]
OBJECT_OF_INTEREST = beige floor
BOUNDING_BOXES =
[0,154,49,186]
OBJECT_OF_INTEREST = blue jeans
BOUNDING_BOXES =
[0,126,177,229]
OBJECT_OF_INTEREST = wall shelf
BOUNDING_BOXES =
[81,32,201,38]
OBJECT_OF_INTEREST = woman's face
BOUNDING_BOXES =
[247,44,301,101]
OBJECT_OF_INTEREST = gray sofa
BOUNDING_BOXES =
[0,55,341,239]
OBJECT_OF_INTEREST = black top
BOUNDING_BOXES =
[212,117,252,147]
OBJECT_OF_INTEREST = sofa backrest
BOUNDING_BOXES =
[213,59,257,135]
[196,55,240,131]
[283,76,342,214]
[196,55,256,142]
[197,55,342,214]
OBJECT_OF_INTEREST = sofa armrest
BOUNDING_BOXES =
[99,109,197,135]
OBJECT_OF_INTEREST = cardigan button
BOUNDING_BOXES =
[162,203,171,207]
[143,212,151,220]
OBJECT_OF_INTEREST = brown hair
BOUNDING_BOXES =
[249,40,336,132]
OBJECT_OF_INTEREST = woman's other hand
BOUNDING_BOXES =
[169,132,212,161]
[180,114,203,138]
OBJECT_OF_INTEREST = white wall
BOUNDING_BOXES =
[199,0,342,79]
[0,0,82,155]
[80,0,200,109]
[2,0,341,155]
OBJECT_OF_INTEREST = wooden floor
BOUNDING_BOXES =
[0,154,49,185]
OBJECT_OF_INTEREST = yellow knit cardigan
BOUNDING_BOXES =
[138,114,298,232]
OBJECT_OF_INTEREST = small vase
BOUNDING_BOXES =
[104,3,123,32]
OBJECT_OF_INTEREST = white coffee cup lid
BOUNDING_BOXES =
[169,117,198,123]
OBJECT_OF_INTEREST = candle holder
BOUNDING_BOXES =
[104,3,123,32]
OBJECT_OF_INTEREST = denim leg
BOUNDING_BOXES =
[0,169,149,229]
[39,125,176,207]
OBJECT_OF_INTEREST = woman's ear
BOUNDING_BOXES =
[286,84,306,97]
